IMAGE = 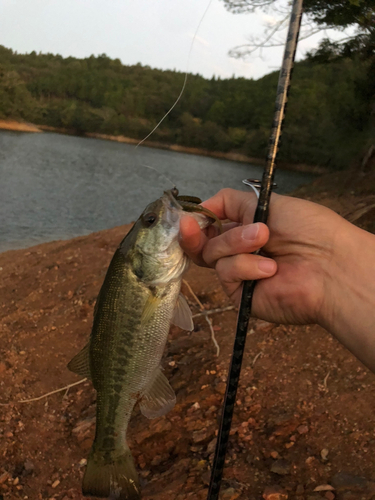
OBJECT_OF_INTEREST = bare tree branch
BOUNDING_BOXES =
[223,0,275,14]
[229,11,327,59]
[223,0,373,60]
[229,11,290,57]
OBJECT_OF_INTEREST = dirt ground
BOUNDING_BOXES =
[1,165,375,500]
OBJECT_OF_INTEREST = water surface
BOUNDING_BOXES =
[0,131,315,252]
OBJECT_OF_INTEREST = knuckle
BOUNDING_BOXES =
[218,187,233,196]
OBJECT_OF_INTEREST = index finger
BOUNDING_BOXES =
[201,188,260,224]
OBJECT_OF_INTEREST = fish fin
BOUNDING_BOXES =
[139,367,176,419]
[141,294,161,325]
[93,292,100,318]
[67,343,91,380]
[171,293,194,331]
[83,444,140,500]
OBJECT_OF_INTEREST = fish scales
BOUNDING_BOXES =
[91,261,180,451]
[68,189,215,499]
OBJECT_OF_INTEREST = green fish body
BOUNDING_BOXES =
[68,190,212,499]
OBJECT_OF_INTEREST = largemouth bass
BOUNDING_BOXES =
[68,189,218,500]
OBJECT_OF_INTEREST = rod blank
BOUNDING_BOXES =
[207,2,304,499]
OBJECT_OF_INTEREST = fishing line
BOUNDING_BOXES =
[133,0,214,187]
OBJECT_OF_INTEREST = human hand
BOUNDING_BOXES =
[180,188,348,326]
[180,188,375,372]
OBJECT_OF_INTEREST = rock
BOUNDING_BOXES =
[297,424,309,434]
[0,472,10,484]
[314,485,334,492]
[72,417,95,437]
[219,487,240,500]
[255,320,274,333]
[215,382,226,395]
[325,492,335,500]
[206,438,217,454]
[0,362,7,373]
[192,429,211,444]
[331,472,368,492]
[52,479,60,488]
[270,459,291,475]
[150,417,172,434]
[321,448,329,461]
[263,485,288,499]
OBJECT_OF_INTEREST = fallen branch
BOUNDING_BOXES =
[0,378,87,406]
[347,203,375,223]
[192,305,235,318]
[252,351,262,367]
[205,315,220,357]
[183,279,204,309]
[183,279,223,356]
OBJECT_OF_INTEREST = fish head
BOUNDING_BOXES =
[120,189,213,285]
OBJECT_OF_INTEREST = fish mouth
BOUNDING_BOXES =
[167,188,221,232]
[164,189,184,210]
[162,190,184,228]
[162,188,221,233]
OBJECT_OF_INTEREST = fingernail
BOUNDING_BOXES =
[242,223,259,240]
[258,259,276,274]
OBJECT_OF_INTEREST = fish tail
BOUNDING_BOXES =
[82,443,140,500]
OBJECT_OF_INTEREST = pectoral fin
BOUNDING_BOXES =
[139,367,176,419]
[67,343,91,380]
[141,294,161,325]
[171,293,193,331]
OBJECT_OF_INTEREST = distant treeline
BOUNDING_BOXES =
[0,45,372,169]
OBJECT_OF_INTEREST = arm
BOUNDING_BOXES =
[322,223,375,372]
[180,189,375,372]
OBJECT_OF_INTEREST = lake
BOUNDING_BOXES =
[0,130,315,252]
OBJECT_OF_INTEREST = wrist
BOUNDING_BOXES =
[319,220,375,371]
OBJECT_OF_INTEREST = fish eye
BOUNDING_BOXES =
[143,212,157,227]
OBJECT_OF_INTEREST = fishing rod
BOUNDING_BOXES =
[207,1,304,498]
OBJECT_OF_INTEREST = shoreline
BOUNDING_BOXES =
[0,119,328,175]
[0,119,42,133]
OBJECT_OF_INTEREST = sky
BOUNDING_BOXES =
[0,0,343,80]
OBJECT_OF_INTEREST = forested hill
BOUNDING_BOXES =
[0,45,372,169]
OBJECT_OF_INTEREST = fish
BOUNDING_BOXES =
[67,188,219,500]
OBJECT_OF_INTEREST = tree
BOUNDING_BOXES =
[223,0,375,164]
[0,45,371,168]
[222,0,375,60]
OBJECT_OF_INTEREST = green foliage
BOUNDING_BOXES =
[0,67,37,119]
[0,45,371,169]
